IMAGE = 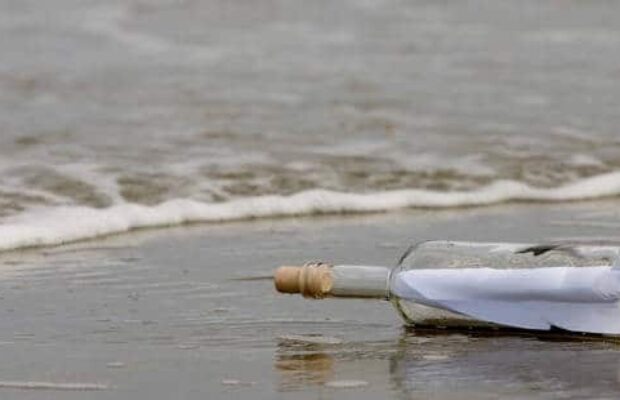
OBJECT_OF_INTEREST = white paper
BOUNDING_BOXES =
[392,266,620,334]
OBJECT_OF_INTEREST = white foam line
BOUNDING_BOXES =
[0,381,109,391]
[1,171,620,252]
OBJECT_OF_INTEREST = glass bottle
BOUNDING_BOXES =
[274,240,620,334]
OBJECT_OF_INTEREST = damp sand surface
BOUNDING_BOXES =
[1,202,620,399]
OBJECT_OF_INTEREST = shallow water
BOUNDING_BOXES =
[2,0,620,250]
[0,203,619,398]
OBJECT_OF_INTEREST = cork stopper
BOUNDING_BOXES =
[274,264,333,298]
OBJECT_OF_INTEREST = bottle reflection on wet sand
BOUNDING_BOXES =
[274,328,620,398]
[274,336,335,391]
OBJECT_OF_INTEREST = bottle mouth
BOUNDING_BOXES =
[274,263,334,298]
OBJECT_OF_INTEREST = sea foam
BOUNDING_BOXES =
[1,171,620,252]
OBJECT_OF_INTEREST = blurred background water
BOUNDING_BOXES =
[2,0,620,231]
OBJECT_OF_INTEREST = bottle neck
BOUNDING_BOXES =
[330,265,392,298]
[274,263,391,299]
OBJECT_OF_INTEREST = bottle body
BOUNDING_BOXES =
[390,240,618,330]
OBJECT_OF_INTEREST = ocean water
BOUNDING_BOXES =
[2,0,620,250]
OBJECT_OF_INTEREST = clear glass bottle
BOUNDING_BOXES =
[274,240,620,333]
[391,240,618,330]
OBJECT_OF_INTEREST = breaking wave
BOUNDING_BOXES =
[2,171,620,252]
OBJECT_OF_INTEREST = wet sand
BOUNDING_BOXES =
[1,202,620,399]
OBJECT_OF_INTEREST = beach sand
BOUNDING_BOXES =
[1,202,620,399]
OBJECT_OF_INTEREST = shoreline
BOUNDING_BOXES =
[3,196,620,257]
[0,201,619,398]
[3,171,620,253]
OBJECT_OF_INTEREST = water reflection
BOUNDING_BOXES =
[275,328,620,398]
[274,336,336,390]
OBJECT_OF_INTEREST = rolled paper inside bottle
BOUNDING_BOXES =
[274,264,391,299]
[392,266,620,334]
